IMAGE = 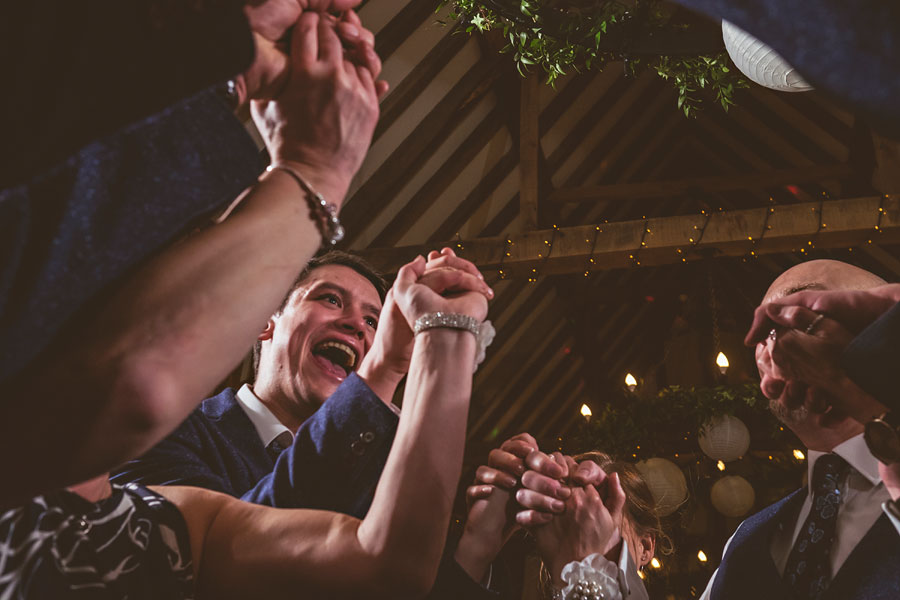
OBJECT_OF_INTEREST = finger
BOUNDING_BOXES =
[765,304,824,335]
[605,473,627,521]
[499,437,538,458]
[292,12,320,68]
[563,455,578,476]
[419,269,493,300]
[375,79,390,99]
[476,465,518,489]
[745,303,777,346]
[424,253,485,281]
[522,470,571,499]
[583,482,602,504]
[467,484,494,502]
[317,15,343,65]
[550,452,569,480]
[516,509,553,527]
[307,0,362,13]
[335,20,360,44]
[488,448,526,477]
[525,449,567,479]
[516,488,566,513]
[504,432,539,450]
[572,461,608,487]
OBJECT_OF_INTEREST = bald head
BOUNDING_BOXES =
[763,259,885,304]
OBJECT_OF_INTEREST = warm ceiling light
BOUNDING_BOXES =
[580,404,592,418]
[625,373,638,392]
[717,460,726,471]
[650,558,661,569]
[793,449,806,461]
[698,550,708,562]
[716,352,729,374]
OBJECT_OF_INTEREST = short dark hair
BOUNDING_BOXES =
[252,251,387,376]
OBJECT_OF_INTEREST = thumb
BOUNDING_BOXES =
[606,472,626,524]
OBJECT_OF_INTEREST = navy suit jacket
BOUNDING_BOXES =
[114,373,400,519]
[710,488,900,600]
[842,301,900,412]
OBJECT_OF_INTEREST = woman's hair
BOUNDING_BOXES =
[572,451,674,556]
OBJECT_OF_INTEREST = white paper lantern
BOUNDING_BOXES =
[699,414,750,462]
[722,20,813,92]
[710,475,756,517]
[635,458,688,517]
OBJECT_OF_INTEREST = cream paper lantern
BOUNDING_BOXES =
[710,475,755,517]
[699,414,750,462]
[721,20,813,92]
[635,458,688,517]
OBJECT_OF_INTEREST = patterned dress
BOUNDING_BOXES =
[0,483,193,599]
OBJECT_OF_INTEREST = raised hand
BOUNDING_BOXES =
[357,249,492,402]
[390,255,490,330]
[745,284,900,346]
[528,473,626,586]
[251,12,381,202]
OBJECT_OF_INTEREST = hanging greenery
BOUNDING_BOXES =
[574,383,790,460]
[438,0,748,116]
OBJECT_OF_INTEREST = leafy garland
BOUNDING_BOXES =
[439,0,748,116]
[574,383,790,460]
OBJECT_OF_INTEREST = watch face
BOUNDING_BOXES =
[865,419,900,465]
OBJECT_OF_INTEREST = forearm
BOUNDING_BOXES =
[358,329,477,593]
[4,169,323,505]
[454,490,512,583]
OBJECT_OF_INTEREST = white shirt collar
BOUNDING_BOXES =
[235,384,294,447]
[807,433,881,488]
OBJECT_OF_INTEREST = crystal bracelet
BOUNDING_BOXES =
[413,312,495,372]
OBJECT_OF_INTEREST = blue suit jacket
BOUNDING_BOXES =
[114,373,399,519]
[710,488,900,600]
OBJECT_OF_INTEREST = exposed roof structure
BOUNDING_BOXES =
[339,0,900,461]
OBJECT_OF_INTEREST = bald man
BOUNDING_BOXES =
[701,260,900,600]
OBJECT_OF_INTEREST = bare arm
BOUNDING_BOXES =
[164,258,488,598]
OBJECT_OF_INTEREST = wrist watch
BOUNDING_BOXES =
[864,411,900,465]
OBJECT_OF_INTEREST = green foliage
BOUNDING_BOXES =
[575,383,781,460]
[438,0,748,115]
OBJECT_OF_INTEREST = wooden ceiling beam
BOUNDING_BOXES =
[551,163,856,204]
[520,74,541,230]
[359,195,900,277]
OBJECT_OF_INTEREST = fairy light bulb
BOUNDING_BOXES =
[625,373,637,392]
[698,550,708,563]
[717,460,726,471]
[716,352,729,374]
[650,558,661,569]
[580,404,592,419]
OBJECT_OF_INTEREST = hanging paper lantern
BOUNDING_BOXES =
[699,414,750,462]
[721,20,813,92]
[710,475,756,517]
[635,458,688,517]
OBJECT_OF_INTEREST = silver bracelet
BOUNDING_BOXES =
[413,312,496,372]
[266,164,345,246]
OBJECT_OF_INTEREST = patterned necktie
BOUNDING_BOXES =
[783,453,849,599]
[266,431,292,464]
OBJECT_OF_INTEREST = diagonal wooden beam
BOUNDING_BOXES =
[551,163,856,203]
[359,195,900,277]
[520,74,541,230]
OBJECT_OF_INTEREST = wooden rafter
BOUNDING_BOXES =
[359,195,900,276]
[550,164,856,204]
[520,74,540,230]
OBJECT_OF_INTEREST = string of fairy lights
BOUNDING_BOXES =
[478,193,893,284]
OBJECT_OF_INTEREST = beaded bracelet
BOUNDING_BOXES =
[266,164,345,247]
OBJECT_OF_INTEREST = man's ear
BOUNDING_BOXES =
[258,318,276,341]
